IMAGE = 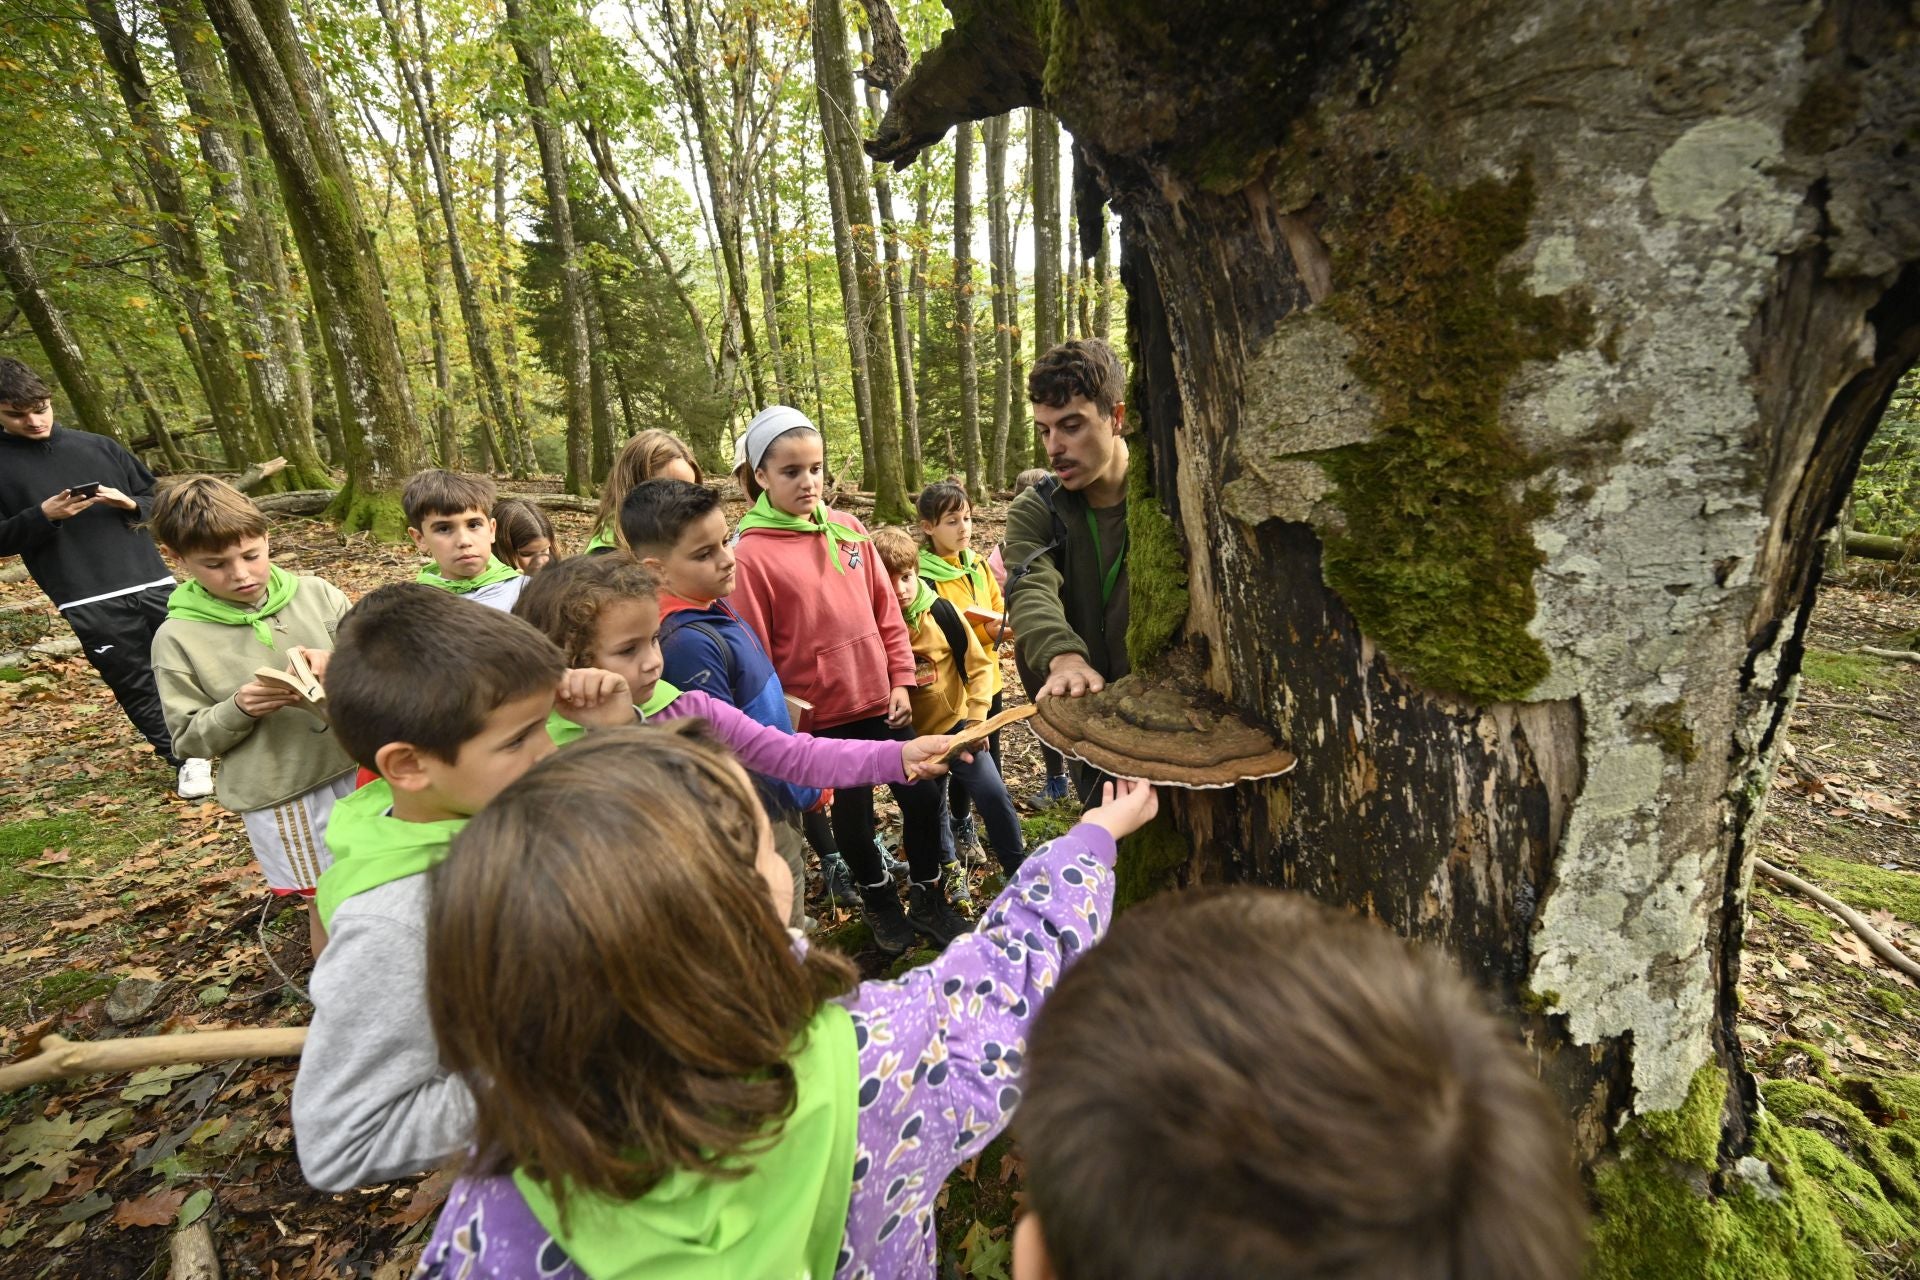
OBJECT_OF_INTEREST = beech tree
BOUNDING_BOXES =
[870,0,1919,1257]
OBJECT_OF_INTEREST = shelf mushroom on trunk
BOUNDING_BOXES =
[1031,664,1296,789]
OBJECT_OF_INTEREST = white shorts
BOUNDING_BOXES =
[240,771,356,894]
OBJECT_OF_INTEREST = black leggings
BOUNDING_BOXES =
[64,584,177,765]
[947,691,1004,828]
[814,715,947,885]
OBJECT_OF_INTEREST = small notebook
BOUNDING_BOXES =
[254,649,324,706]
[784,692,813,733]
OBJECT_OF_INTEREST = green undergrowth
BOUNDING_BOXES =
[1789,852,1920,929]
[1800,649,1905,694]
[0,808,169,902]
[1318,168,1592,702]
[1124,445,1189,670]
[1590,1062,1920,1278]
[1021,803,1082,849]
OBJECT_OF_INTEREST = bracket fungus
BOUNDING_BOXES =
[1031,669,1296,790]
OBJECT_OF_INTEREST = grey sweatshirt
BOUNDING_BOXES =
[291,875,473,1191]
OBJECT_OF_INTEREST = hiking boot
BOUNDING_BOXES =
[947,817,983,868]
[821,855,859,910]
[859,878,916,957]
[873,836,910,881]
[907,875,972,948]
[1026,774,1070,809]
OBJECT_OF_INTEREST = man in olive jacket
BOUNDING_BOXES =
[1003,340,1131,799]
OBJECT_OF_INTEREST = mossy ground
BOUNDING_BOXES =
[1317,169,1592,702]
[1800,648,1906,694]
[330,486,410,541]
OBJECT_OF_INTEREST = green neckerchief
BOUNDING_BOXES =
[545,680,684,748]
[902,577,937,629]
[733,494,869,574]
[314,779,465,929]
[166,565,300,649]
[416,555,522,595]
[585,525,617,553]
[1086,508,1128,607]
[514,1002,858,1280]
[917,546,992,604]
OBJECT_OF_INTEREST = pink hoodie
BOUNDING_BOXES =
[729,508,917,730]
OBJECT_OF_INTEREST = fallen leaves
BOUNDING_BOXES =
[111,1185,186,1229]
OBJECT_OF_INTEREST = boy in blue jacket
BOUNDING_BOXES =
[622,478,854,925]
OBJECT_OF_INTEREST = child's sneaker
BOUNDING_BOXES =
[1026,774,1070,809]
[821,855,859,910]
[907,874,972,947]
[948,817,984,868]
[175,758,214,800]
[946,871,975,913]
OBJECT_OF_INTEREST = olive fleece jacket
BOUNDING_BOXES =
[1003,481,1131,685]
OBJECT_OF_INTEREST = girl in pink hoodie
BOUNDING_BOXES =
[730,407,969,956]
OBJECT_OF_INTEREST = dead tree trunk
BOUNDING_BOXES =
[869,0,1920,1206]
[202,0,427,535]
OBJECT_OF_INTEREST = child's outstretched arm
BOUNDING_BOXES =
[658,689,956,788]
[833,781,1157,1274]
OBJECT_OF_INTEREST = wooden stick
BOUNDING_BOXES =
[945,703,1038,759]
[0,1028,307,1093]
[1859,646,1920,665]
[1754,858,1920,983]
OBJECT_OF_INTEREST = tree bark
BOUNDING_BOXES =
[814,23,874,483]
[88,0,277,474]
[953,121,984,504]
[506,0,592,494]
[984,113,1014,488]
[0,199,123,443]
[813,0,907,520]
[492,123,533,476]
[202,0,427,535]
[871,0,1920,1186]
[106,336,187,469]
[1027,107,1061,468]
[860,41,921,490]
[157,0,327,488]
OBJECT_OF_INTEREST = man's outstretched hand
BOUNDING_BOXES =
[1038,653,1105,700]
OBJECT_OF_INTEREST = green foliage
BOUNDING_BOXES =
[1855,370,1920,538]
[1124,445,1188,669]
[1318,169,1591,703]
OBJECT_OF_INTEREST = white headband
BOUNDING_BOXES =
[743,405,818,470]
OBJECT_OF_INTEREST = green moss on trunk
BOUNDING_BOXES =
[1113,814,1188,910]
[330,487,409,542]
[1590,1065,1920,1278]
[1125,446,1189,670]
[1318,169,1590,703]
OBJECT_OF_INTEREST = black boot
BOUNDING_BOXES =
[859,877,915,957]
[907,873,973,948]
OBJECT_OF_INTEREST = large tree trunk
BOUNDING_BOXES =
[984,113,1014,488]
[156,0,326,489]
[506,0,591,495]
[1027,107,1061,468]
[492,123,535,477]
[0,199,123,444]
[813,0,908,520]
[859,46,922,490]
[202,0,427,535]
[88,0,277,476]
[870,0,1920,1207]
[953,121,984,504]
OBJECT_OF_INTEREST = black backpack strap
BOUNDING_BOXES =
[1003,475,1070,597]
[677,619,742,690]
[929,597,975,668]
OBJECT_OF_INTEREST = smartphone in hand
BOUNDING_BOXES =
[64,482,101,500]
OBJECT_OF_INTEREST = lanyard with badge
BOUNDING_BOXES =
[1086,509,1128,606]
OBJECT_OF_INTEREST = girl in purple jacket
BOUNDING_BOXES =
[412,728,1157,1280]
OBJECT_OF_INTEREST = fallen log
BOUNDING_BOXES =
[1860,645,1920,665]
[0,1027,307,1092]
[232,456,288,494]
[1844,531,1916,561]
[253,488,599,518]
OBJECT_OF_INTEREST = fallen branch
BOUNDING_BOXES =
[0,1027,307,1093]
[169,1221,220,1280]
[1794,700,1911,725]
[1859,646,1920,665]
[253,488,599,518]
[232,456,288,494]
[1843,531,1916,562]
[1754,858,1920,983]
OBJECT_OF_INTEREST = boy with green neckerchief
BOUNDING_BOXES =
[149,477,356,960]
[404,469,526,611]
[292,584,636,1193]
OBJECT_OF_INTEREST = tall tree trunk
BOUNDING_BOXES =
[107,337,185,469]
[815,69,875,483]
[1028,107,1061,468]
[984,113,1015,488]
[1094,215,1112,343]
[870,0,1920,1223]
[798,142,830,431]
[910,160,930,365]
[661,0,766,409]
[202,0,427,532]
[748,167,788,404]
[88,0,277,474]
[585,278,618,482]
[953,121,983,504]
[491,123,533,476]
[239,116,319,466]
[505,0,591,495]
[860,44,921,490]
[0,200,122,443]
[813,0,907,518]
[157,0,326,488]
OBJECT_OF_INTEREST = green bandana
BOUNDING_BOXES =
[417,555,522,595]
[917,547,992,603]
[514,1003,858,1280]
[545,681,684,748]
[314,779,466,929]
[167,566,300,649]
[585,525,618,553]
[733,495,869,574]
[902,578,937,629]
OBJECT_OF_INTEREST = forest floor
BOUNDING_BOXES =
[0,495,1914,1278]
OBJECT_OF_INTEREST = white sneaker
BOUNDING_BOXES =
[176,758,214,799]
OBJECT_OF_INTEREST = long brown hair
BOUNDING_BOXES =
[427,725,857,1215]
[595,430,702,550]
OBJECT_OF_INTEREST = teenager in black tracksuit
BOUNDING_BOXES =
[0,363,181,768]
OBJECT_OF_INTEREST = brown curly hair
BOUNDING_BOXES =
[512,553,660,666]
